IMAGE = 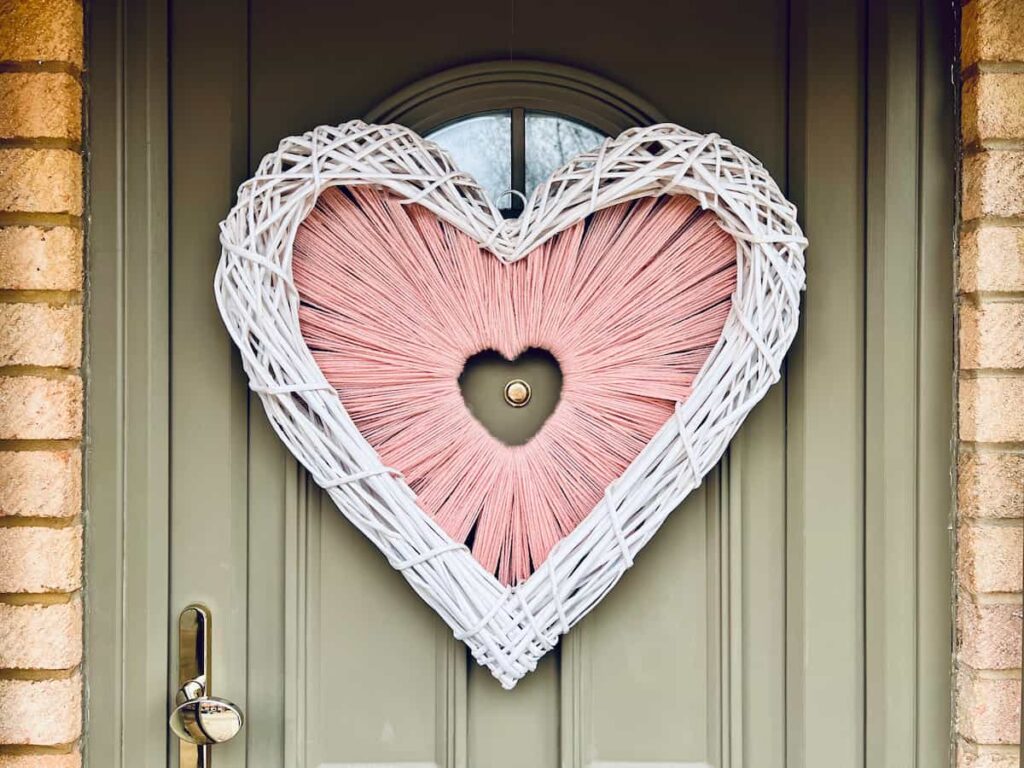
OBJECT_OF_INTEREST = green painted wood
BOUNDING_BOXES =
[468,654,559,768]
[916,3,957,764]
[733,385,788,767]
[572,487,714,764]
[85,0,170,766]
[168,2,251,767]
[85,0,956,765]
[785,0,867,766]
[246,407,290,767]
[865,0,925,764]
[301,487,458,764]
[864,1,955,765]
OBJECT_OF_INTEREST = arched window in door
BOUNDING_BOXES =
[426,111,605,216]
[366,60,664,216]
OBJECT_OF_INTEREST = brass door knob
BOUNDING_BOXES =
[504,378,532,407]
[169,675,244,746]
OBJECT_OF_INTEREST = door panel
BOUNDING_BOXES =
[172,1,789,766]
[132,1,954,767]
[169,2,250,767]
[238,4,787,767]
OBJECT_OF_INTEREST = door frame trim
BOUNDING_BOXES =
[85,0,172,765]
[84,0,956,765]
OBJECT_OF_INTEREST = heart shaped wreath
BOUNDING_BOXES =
[216,121,806,688]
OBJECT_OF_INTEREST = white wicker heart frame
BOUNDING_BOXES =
[216,121,806,689]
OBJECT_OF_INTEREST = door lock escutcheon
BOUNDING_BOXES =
[170,604,244,767]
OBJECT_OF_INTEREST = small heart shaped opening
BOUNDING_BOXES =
[458,348,563,446]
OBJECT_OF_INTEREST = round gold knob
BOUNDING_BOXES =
[504,379,532,408]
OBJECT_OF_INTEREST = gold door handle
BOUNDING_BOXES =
[169,676,244,746]
[170,605,244,766]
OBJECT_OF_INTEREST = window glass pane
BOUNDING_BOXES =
[427,112,512,207]
[525,113,606,199]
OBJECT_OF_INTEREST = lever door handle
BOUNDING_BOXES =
[170,604,244,766]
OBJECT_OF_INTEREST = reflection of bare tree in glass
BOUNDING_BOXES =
[525,115,604,198]
[428,112,606,209]
[429,113,512,205]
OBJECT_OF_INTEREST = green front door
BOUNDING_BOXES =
[86,1,955,766]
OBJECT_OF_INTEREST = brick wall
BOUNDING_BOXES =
[958,1,1024,766]
[0,1,84,767]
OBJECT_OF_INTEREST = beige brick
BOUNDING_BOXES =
[0,755,81,768]
[959,523,1024,594]
[0,675,81,744]
[0,304,81,367]
[959,595,1023,669]
[960,376,1024,443]
[964,73,1024,146]
[964,152,1024,221]
[958,739,1021,768]
[0,375,81,440]
[961,227,1024,294]
[0,526,80,592]
[960,301,1024,369]
[0,226,81,290]
[960,451,1024,519]
[0,149,81,215]
[958,0,1024,754]
[958,670,1022,745]
[0,0,83,67]
[0,450,80,518]
[0,227,80,292]
[0,73,80,141]
[0,599,80,668]
[962,0,1024,68]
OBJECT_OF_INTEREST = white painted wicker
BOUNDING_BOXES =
[216,121,807,688]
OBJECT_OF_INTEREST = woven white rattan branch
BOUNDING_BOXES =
[215,120,807,688]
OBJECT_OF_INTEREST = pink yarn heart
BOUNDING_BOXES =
[294,186,737,585]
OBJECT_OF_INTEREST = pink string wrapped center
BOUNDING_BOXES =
[294,187,737,585]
